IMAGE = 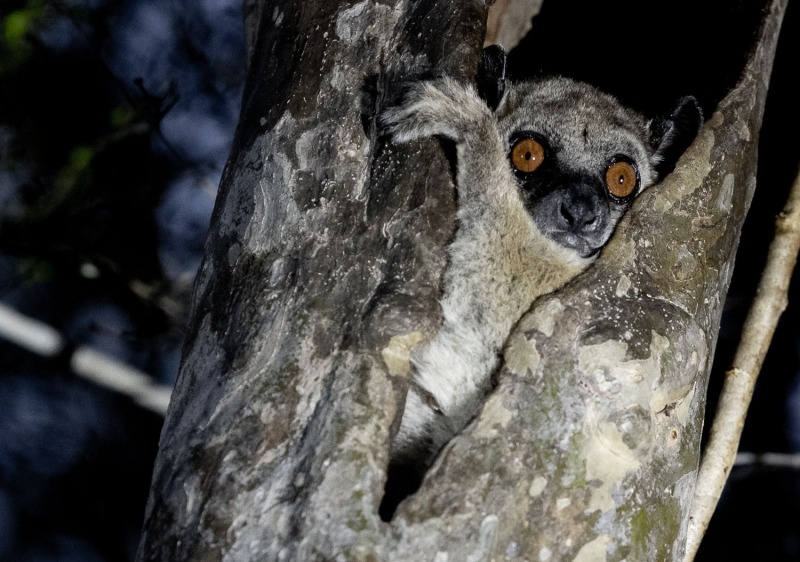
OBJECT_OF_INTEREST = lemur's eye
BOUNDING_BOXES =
[511,137,545,173]
[605,159,638,199]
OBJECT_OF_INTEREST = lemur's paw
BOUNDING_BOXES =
[380,78,489,144]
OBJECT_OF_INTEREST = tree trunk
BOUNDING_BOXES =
[137,0,787,560]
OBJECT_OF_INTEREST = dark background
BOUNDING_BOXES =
[0,0,797,560]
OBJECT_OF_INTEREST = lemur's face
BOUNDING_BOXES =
[497,78,658,258]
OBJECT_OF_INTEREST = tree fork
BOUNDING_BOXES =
[137,0,788,560]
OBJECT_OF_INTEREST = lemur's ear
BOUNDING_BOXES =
[477,44,507,112]
[649,96,704,179]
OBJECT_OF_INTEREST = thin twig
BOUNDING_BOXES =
[684,165,800,560]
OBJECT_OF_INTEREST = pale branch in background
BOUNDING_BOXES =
[735,451,800,469]
[685,165,800,561]
[0,302,171,415]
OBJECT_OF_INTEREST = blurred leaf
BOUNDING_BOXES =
[4,10,33,47]
[69,145,94,172]
[1,4,43,70]
[56,144,95,191]
[19,256,55,283]
[110,106,135,129]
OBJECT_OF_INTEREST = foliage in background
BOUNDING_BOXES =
[0,1,243,559]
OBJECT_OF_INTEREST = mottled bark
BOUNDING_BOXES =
[139,0,485,560]
[138,0,786,560]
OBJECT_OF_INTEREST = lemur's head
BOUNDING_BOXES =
[478,46,703,258]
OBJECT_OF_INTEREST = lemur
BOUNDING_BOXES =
[379,46,702,518]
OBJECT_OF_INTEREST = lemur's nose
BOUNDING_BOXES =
[559,198,597,231]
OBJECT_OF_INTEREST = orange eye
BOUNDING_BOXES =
[605,160,638,199]
[511,137,545,173]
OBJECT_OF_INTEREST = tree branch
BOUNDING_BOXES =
[685,164,800,560]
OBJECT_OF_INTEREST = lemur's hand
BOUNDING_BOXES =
[379,78,492,144]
